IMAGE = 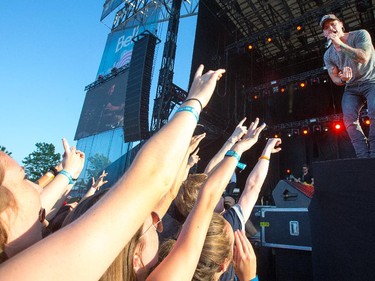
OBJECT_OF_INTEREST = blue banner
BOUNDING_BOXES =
[97,3,160,77]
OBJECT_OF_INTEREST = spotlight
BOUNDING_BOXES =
[247,44,254,51]
[267,37,272,43]
[301,126,309,135]
[279,86,287,93]
[363,116,371,126]
[253,94,259,100]
[333,122,343,131]
[311,77,320,85]
[299,81,307,89]
[323,126,329,132]
[313,125,322,134]
[296,25,304,33]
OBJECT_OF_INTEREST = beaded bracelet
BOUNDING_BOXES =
[176,106,199,122]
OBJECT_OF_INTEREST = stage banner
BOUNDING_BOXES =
[101,0,123,21]
[97,3,160,77]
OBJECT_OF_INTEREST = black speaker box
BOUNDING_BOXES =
[309,158,375,281]
[272,180,313,208]
[124,32,157,142]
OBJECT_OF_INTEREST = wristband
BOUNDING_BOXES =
[225,150,241,161]
[59,170,76,185]
[176,106,199,122]
[250,275,259,281]
[259,156,270,161]
[184,98,203,111]
[48,166,59,176]
[225,150,247,170]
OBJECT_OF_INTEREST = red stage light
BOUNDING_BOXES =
[279,86,286,93]
[333,122,342,131]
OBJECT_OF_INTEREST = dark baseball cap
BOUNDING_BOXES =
[319,14,341,28]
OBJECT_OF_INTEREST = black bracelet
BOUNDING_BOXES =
[184,98,203,111]
[49,166,58,176]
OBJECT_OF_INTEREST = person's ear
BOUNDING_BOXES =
[219,258,231,273]
[133,252,143,273]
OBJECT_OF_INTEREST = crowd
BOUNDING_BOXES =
[0,65,281,281]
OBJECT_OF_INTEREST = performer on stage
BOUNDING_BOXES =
[321,14,375,158]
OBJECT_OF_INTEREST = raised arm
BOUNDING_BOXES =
[41,139,85,220]
[147,119,265,281]
[0,65,225,281]
[80,170,108,202]
[238,138,282,221]
[153,134,205,218]
[204,117,247,174]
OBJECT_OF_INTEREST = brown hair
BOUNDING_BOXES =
[174,173,207,218]
[62,189,143,281]
[193,213,233,281]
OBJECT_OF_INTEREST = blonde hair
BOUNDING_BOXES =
[174,173,207,218]
[151,213,233,281]
[0,154,16,263]
[63,189,143,281]
[193,213,233,281]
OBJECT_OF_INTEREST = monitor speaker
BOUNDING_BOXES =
[272,180,313,208]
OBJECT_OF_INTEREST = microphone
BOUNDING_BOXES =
[325,39,332,49]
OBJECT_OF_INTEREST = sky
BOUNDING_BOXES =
[0,1,196,164]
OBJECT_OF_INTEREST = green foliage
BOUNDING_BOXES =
[86,153,111,180]
[22,142,61,182]
[0,145,12,156]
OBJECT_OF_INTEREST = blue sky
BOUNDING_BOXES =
[0,1,196,164]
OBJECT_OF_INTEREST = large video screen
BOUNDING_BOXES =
[75,70,129,140]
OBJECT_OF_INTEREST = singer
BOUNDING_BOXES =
[321,14,375,158]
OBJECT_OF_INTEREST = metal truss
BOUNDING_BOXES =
[245,67,327,97]
[111,0,199,31]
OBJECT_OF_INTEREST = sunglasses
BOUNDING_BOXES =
[140,212,163,238]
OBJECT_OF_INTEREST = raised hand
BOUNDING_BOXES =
[234,118,266,154]
[91,170,108,191]
[228,117,248,144]
[61,138,85,180]
[233,230,257,281]
[186,65,226,109]
[188,133,206,154]
[263,138,282,156]
[187,148,200,168]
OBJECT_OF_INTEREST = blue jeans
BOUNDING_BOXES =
[342,82,375,158]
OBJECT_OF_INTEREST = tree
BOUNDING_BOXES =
[22,142,61,182]
[0,145,12,156]
[86,153,111,180]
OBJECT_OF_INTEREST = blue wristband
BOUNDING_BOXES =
[250,275,259,281]
[59,170,75,185]
[225,150,241,161]
[176,106,199,122]
[236,162,247,170]
[225,150,246,170]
